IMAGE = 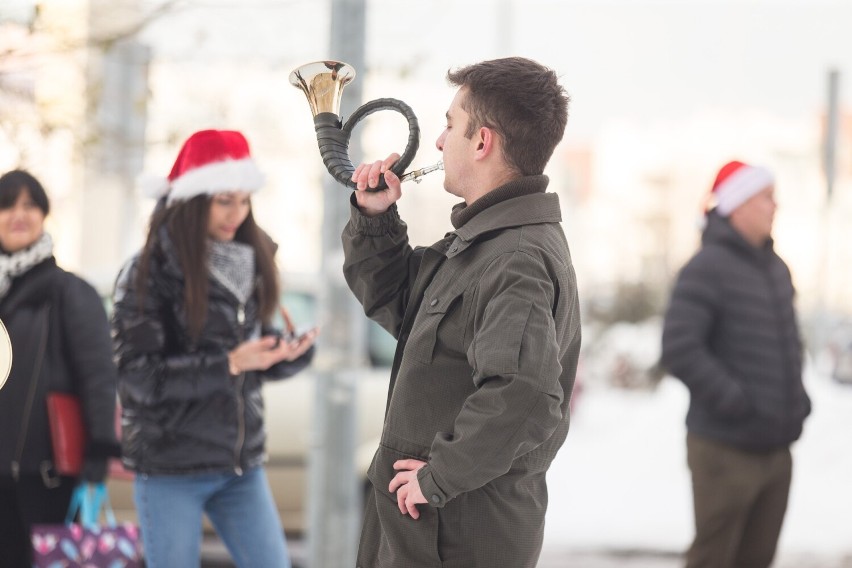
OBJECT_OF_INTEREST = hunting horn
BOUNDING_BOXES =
[289,60,443,191]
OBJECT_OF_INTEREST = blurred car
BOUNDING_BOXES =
[832,342,852,385]
[105,282,394,536]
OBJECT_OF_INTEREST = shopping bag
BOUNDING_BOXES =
[31,483,143,568]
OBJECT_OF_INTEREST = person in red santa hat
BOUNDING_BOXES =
[661,160,811,568]
[111,129,317,568]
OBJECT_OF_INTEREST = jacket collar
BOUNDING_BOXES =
[0,258,59,316]
[452,176,561,238]
[450,175,550,229]
[703,210,774,262]
[440,176,562,259]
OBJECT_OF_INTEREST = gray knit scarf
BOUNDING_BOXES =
[208,239,255,305]
[0,232,54,300]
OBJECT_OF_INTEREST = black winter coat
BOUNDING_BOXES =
[661,212,811,451]
[111,232,313,475]
[0,258,118,479]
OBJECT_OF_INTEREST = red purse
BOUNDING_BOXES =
[45,392,85,476]
[45,392,132,480]
[19,303,127,482]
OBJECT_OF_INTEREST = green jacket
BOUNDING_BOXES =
[343,175,581,568]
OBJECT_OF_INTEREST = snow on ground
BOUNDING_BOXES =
[543,370,852,562]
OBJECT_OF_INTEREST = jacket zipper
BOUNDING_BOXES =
[233,303,246,475]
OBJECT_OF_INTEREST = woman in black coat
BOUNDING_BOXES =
[0,170,120,567]
[111,129,317,568]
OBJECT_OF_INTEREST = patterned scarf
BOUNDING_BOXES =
[0,232,54,300]
[208,239,256,305]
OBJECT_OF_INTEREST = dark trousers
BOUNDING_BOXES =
[0,474,74,568]
[685,433,792,568]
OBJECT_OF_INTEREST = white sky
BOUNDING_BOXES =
[115,0,852,142]
[5,0,850,141]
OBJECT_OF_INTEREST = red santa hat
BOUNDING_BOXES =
[707,160,774,217]
[142,129,265,204]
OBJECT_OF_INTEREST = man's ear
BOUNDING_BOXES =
[474,126,498,161]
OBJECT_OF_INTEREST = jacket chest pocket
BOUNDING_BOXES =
[405,290,466,365]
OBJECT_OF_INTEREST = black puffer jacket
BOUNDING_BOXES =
[111,231,313,475]
[0,258,118,479]
[661,212,811,451]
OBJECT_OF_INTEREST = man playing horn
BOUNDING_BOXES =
[342,57,581,568]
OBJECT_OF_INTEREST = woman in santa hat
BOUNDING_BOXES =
[111,129,317,568]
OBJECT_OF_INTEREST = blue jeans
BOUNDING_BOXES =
[134,466,290,568]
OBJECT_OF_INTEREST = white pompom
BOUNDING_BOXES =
[136,174,170,199]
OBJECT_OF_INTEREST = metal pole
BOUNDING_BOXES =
[306,0,367,566]
[81,0,149,286]
[814,69,840,359]
[824,69,839,202]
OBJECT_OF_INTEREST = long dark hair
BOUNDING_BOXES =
[136,194,279,342]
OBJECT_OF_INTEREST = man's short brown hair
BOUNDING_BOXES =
[447,57,569,176]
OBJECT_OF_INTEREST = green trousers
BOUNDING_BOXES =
[685,433,792,568]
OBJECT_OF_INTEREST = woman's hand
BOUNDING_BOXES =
[227,329,319,375]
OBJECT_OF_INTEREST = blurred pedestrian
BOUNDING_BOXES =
[0,169,119,567]
[661,160,811,568]
[344,57,581,567]
[111,129,317,568]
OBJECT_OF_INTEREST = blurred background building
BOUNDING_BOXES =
[2,1,852,565]
[3,0,850,343]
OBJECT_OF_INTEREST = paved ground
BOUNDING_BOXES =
[200,537,852,568]
[539,548,852,568]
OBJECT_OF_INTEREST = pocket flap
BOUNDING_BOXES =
[424,294,454,314]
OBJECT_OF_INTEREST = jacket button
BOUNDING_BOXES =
[430,298,438,307]
[431,494,441,504]
[450,246,458,253]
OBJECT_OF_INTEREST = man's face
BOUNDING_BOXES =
[435,88,477,201]
[730,185,777,244]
